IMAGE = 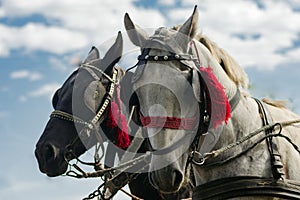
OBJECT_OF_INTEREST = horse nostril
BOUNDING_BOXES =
[44,143,58,162]
[172,169,183,188]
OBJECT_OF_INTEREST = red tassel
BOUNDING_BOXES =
[199,67,231,129]
[106,86,130,149]
[115,114,131,149]
[107,102,118,127]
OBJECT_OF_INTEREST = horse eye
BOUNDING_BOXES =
[52,89,61,109]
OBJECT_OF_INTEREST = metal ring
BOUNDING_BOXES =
[191,151,205,165]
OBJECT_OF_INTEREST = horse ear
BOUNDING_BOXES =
[102,31,123,75]
[192,69,201,102]
[176,5,198,50]
[124,13,148,47]
[83,46,100,63]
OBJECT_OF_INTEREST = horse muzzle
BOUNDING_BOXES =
[35,142,68,177]
[149,166,184,193]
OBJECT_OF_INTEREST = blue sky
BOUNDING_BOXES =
[1,0,300,199]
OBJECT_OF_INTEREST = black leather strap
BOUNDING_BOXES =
[138,53,194,61]
[193,176,300,200]
[229,88,240,112]
[254,98,285,180]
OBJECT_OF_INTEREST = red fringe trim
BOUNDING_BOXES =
[106,87,130,149]
[199,67,231,129]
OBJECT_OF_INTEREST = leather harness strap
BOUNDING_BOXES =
[193,176,300,200]
[138,53,193,62]
[254,98,285,180]
[228,88,241,112]
[191,99,293,199]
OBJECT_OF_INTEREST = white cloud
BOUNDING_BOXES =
[28,83,60,98]
[286,47,300,62]
[157,0,175,6]
[168,0,300,70]
[49,55,82,73]
[19,83,60,102]
[284,0,300,9]
[10,70,43,81]
[0,0,165,57]
[0,0,300,71]
[0,23,89,56]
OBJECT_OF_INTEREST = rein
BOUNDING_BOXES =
[189,119,300,167]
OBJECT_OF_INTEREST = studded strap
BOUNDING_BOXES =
[138,53,194,62]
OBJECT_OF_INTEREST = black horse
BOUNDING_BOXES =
[35,32,191,200]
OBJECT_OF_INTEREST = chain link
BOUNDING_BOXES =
[83,183,105,200]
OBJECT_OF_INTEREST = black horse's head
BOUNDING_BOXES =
[35,32,123,177]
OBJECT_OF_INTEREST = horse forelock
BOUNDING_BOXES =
[147,27,189,54]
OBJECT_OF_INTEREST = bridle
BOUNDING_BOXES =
[131,39,240,155]
[50,63,119,162]
[135,42,205,129]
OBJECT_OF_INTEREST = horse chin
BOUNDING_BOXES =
[149,168,184,194]
[36,151,69,177]
[41,162,67,177]
[46,171,65,177]
[44,162,68,177]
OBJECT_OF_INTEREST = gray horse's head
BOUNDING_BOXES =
[124,7,200,193]
[35,32,123,177]
[124,6,236,193]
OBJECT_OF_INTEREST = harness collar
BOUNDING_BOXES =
[193,176,300,200]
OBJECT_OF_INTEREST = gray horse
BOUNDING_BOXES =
[124,6,300,199]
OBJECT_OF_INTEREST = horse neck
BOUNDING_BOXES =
[190,42,276,184]
[194,95,274,185]
[215,96,263,148]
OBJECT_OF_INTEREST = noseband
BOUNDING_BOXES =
[50,63,119,158]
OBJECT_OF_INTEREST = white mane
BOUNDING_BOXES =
[172,25,249,88]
